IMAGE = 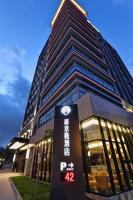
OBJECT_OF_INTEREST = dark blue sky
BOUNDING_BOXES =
[0,0,133,147]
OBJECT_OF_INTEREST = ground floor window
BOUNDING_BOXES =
[31,117,133,197]
[81,117,133,196]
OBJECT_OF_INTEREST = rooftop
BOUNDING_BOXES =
[51,0,87,27]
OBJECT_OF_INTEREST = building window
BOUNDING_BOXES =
[41,63,115,106]
[38,86,87,127]
[81,117,133,196]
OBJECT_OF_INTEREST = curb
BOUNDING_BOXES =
[9,178,23,200]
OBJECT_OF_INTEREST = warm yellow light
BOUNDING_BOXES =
[48,138,51,143]
[88,141,103,149]
[42,141,45,145]
[51,0,65,27]
[13,154,16,162]
[10,142,25,150]
[71,0,87,16]
[26,149,30,159]
[20,144,34,151]
[123,128,126,133]
[118,126,122,131]
[51,0,87,27]
[107,123,111,129]
[122,136,125,142]
[82,118,98,129]
[127,129,130,133]
[113,124,117,130]
[101,121,105,127]
[88,151,91,157]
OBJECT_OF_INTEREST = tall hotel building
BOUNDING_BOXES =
[8,0,133,199]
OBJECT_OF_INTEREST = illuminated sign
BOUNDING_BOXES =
[64,118,70,156]
[61,171,75,182]
[61,106,71,116]
[60,162,75,182]
[51,105,85,200]
[60,162,74,171]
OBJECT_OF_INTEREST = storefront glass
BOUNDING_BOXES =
[31,116,133,196]
[81,117,133,196]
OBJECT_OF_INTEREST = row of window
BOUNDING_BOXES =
[39,86,87,127]
[45,46,109,90]
[41,63,114,106]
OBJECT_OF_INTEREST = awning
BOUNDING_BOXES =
[7,137,29,150]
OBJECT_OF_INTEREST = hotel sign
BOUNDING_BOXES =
[50,105,85,200]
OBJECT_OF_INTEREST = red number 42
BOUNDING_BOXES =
[65,172,75,182]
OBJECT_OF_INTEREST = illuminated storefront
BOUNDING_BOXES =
[31,116,133,197]
[81,117,133,196]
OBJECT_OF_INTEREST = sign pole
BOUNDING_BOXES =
[50,105,85,200]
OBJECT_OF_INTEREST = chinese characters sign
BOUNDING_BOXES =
[50,105,85,200]
[64,118,70,156]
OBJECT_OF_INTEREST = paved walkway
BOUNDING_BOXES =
[0,171,21,200]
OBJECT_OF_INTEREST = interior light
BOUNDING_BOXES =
[88,141,103,149]
[88,151,91,157]
[82,119,98,128]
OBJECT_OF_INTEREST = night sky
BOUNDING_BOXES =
[0,0,133,147]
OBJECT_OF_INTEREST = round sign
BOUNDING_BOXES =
[61,106,71,116]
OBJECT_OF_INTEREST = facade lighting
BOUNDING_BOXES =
[7,137,29,150]
[13,154,16,162]
[107,123,111,129]
[87,20,100,33]
[101,121,106,127]
[20,144,34,151]
[51,0,87,27]
[48,138,51,143]
[26,149,30,159]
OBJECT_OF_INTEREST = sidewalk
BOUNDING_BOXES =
[0,171,21,200]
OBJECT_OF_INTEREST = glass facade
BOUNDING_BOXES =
[81,117,133,196]
[41,63,115,106]
[33,116,133,197]
[39,86,87,127]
